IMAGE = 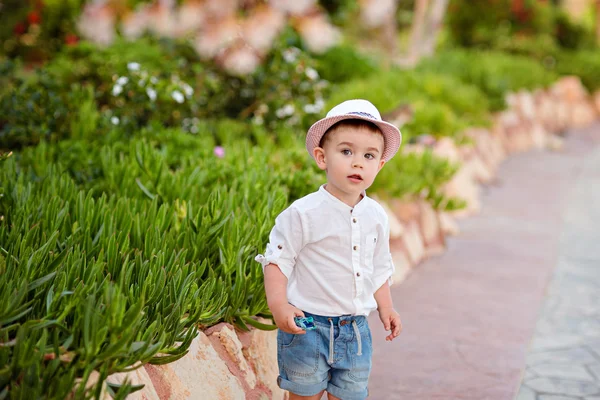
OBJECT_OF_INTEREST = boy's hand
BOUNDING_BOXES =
[378,307,402,341]
[271,303,307,334]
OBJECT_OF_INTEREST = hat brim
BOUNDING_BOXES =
[306,114,402,162]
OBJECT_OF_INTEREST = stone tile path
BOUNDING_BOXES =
[516,136,600,399]
[367,124,600,399]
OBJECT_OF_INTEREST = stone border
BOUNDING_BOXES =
[98,76,599,400]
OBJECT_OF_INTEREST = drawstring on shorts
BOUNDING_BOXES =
[327,318,363,364]
[328,318,334,364]
[352,320,362,356]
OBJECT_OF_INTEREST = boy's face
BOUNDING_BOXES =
[313,125,386,205]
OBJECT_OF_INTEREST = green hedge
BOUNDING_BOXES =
[0,124,324,397]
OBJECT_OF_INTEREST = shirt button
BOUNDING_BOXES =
[356,272,361,277]
[353,246,358,251]
[352,218,357,223]
[277,245,282,249]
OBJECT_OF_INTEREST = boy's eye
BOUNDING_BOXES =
[342,149,352,156]
[365,153,375,160]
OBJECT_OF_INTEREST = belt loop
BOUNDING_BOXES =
[328,318,334,364]
[352,320,362,356]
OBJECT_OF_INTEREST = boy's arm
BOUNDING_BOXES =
[374,280,403,341]
[264,263,306,334]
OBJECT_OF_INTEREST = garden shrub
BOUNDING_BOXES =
[0,123,325,397]
[372,150,465,211]
[553,50,600,91]
[313,43,379,83]
[326,68,490,142]
[417,50,557,111]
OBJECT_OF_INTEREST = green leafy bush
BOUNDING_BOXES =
[373,150,465,211]
[326,68,490,142]
[553,50,600,91]
[0,0,84,62]
[0,123,326,397]
[0,68,87,150]
[313,44,378,83]
[417,50,557,111]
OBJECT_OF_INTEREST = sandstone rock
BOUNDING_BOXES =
[509,91,536,121]
[570,101,597,128]
[593,90,600,115]
[465,153,493,184]
[535,91,559,132]
[74,370,111,400]
[555,100,571,132]
[530,122,548,150]
[443,166,481,218]
[390,250,412,285]
[107,365,160,400]
[143,331,245,400]
[546,134,565,152]
[418,201,444,249]
[438,211,460,236]
[401,220,425,265]
[212,326,257,389]
[551,76,589,102]
[390,200,420,223]
[376,198,404,238]
[468,127,504,171]
[432,137,460,163]
[242,319,285,400]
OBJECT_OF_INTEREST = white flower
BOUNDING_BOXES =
[171,90,184,104]
[282,104,295,116]
[282,47,299,63]
[303,104,316,114]
[138,79,146,87]
[252,115,264,125]
[111,116,120,125]
[276,104,295,118]
[305,67,319,81]
[314,98,325,111]
[116,76,129,86]
[146,87,157,102]
[150,76,158,84]
[112,84,123,96]
[182,83,194,97]
[127,62,140,71]
[190,125,199,134]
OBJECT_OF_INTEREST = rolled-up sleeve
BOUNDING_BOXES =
[371,215,396,290]
[255,206,304,279]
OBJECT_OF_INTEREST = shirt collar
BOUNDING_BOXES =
[318,184,369,214]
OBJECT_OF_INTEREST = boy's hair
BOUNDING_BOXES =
[318,119,384,149]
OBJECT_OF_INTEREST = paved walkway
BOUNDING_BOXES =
[368,124,600,400]
[516,134,600,399]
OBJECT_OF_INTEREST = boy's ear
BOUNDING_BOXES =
[313,147,327,170]
[378,159,386,171]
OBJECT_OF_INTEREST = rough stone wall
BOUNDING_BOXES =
[101,76,599,399]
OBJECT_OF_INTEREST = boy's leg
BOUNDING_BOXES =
[277,326,329,397]
[326,317,372,400]
[289,391,325,400]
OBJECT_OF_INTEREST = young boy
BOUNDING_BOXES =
[255,99,403,400]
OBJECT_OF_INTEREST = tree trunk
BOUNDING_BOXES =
[421,0,450,57]
[406,0,430,65]
[596,0,600,45]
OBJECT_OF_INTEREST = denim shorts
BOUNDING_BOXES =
[276,311,373,400]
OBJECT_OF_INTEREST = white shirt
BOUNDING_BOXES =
[255,185,395,317]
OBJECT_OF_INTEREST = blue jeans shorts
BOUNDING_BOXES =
[277,311,373,400]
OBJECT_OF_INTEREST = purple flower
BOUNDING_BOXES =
[214,146,225,158]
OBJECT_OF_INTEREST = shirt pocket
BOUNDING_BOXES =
[364,234,378,273]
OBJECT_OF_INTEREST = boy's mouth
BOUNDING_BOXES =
[348,174,363,182]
